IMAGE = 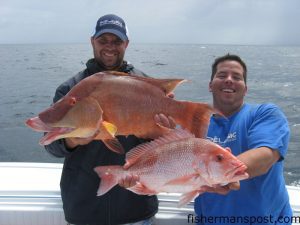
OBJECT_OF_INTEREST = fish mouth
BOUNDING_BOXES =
[26,116,74,132]
[39,127,75,145]
[26,116,76,145]
[225,164,248,180]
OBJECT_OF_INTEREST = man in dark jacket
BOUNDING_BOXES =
[45,14,172,225]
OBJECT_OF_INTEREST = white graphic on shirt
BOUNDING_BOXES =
[208,132,237,146]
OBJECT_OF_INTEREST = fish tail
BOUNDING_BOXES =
[94,165,123,196]
[178,102,215,138]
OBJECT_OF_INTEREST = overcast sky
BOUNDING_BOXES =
[1,0,299,45]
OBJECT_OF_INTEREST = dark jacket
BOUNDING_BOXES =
[45,59,158,225]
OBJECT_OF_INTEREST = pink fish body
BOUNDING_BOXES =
[94,129,249,206]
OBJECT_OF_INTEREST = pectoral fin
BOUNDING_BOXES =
[178,190,204,208]
[103,139,125,154]
[94,121,118,140]
[128,182,158,195]
[93,121,124,154]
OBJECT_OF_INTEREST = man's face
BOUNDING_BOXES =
[209,60,247,114]
[91,33,129,70]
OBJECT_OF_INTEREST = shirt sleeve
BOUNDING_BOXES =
[247,104,290,159]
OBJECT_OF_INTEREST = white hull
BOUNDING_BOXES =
[0,162,299,225]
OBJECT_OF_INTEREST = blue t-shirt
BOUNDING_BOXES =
[194,103,292,225]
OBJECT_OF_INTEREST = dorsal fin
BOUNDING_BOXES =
[104,71,186,95]
[124,129,194,169]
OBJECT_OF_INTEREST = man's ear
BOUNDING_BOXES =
[124,40,129,48]
[90,37,95,48]
[209,82,212,92]
[244,85,248,96]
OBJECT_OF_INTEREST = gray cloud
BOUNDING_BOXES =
[0,0,299,45]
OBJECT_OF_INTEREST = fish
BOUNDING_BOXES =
[94,129,249,207]
[25,71,215,154]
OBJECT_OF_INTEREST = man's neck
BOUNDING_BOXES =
[214,103,244,117]
[86,58,126,74]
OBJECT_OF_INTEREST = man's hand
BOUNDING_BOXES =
[237,147,280,179]
[153,90,176,129]
[154,114,176,129]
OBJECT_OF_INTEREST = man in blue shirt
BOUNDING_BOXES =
[194,54,292,225]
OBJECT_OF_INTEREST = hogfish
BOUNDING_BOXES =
[26,71,215,154]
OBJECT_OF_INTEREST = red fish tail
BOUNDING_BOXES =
[178,102,215,138]
[94,165,123,196]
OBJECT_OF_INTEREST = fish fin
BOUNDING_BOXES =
[147,78,186,95]
[95,117,124,155]
[125,146,159,169]
[104,71,186,95]
[102,121,118,136]
[125,129,194,168]
[125,129,195,168]
[165,174,198,186]
[94,165,122,196]
[177,102,216,138]
[151,128,195,144]
[125,145,153,168]
[94,121,118,140]
[178,190,203,208]
[103,138,125,154]
[128,182,158,195]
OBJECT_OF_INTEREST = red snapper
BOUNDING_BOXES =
[94,129,249,206]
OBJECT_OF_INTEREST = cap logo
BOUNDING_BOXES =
[99,19,123,28]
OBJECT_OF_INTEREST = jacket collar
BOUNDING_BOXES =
[86,58,130,75]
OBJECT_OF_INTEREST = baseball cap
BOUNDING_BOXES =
[93,14,129,41]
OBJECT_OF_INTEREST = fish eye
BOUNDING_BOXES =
[216,154,223,162]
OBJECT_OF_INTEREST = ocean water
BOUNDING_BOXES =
[0,43,299,186]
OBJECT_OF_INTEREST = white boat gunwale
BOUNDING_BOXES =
[0,162,299,225]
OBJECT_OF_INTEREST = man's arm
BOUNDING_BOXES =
[237,146,280,178]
